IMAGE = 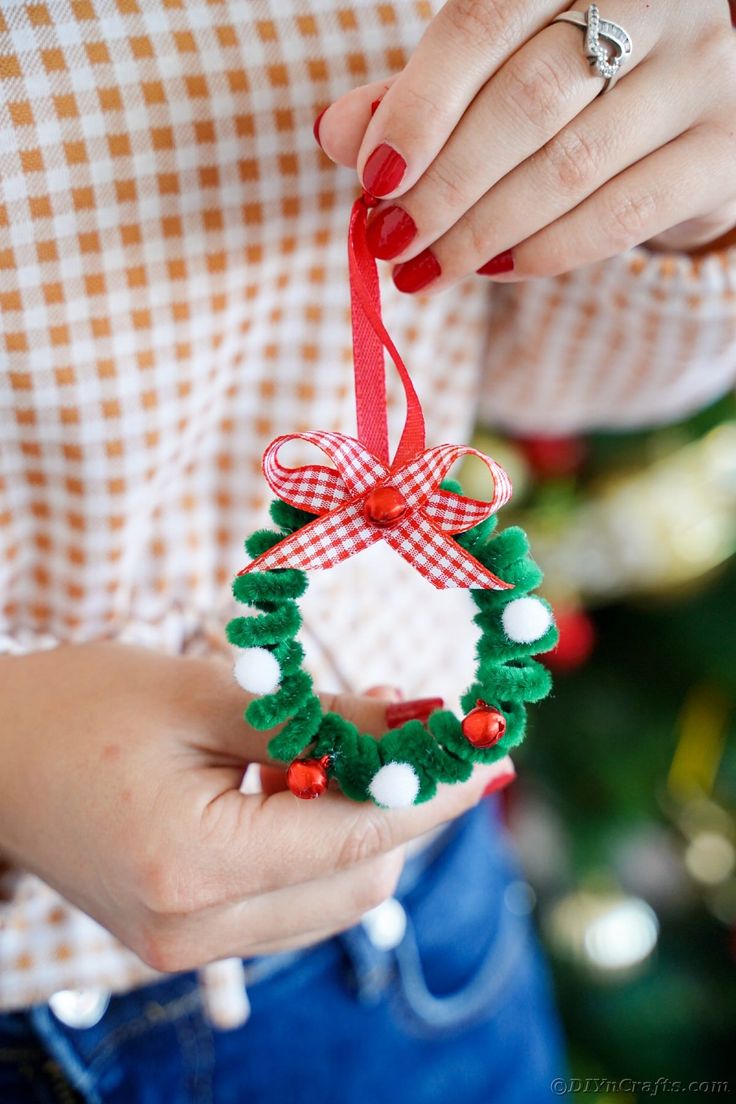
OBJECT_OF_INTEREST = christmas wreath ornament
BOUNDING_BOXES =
[227,190,558,808]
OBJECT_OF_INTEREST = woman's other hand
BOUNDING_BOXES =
[316,1,736,290]
[0,643,503,972]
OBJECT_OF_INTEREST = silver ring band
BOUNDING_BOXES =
[553,4,633,95]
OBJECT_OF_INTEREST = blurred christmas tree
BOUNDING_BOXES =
[466,395,736,1101]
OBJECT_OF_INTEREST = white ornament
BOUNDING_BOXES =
[233,648,281,695]
[501,596,553,644]
[368,763,420,809]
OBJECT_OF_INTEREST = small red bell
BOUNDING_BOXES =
[461,700,506,748]
[364,485,408,528]
[286,755,331,799]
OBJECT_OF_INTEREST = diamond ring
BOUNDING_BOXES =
[553,4,633,95]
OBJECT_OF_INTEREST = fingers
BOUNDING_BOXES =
[138,755,516,971]
[139,848,407,972]
[355,0,567,197]
[647,201,736,252]
[368,11,660,270]
[506,122,736,279]
[320,0,734,286]
[385,52,691,289]
[201,758,503,904]
[316,78,396,166]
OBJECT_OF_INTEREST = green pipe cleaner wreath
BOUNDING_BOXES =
[226,480,557,809]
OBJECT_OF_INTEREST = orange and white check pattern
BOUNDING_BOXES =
[1,0,735,1012]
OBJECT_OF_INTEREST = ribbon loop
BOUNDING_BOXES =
[390,444,512,520]
[349,195,425,469]
[263,431,387,513]
[419,446,513,532]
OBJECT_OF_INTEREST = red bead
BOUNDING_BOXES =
[364,485,408,528]
[461,701,507,748]
[286,755,330,800]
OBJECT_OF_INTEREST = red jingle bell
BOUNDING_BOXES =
[286,755,331,799]
[461,700,507,748]
[364,484,408,528]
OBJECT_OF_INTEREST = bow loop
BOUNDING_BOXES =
[263,431,387,513]
[392,444,512,522]
[418,446,513,532]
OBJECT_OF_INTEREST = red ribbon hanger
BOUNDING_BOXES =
[239,192,513,590]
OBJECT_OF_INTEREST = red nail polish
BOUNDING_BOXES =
[365,205,418,260]
[313,107,327,149]
[370,98,383,117]
[477,250,514,276]
[385,697,444,729]
[393,249,441,293]
[363,143,406,198]
[481,770,516,799]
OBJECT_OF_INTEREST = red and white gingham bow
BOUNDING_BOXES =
[239,192,515,591]
[241,430,512,590]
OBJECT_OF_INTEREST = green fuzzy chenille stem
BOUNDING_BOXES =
[228,521,319,766]
[244,528,288,559]
[379,722,440,802]
[246,670,315,729]
[226,603,302,648]
[267,695,324,762]
[328,715,383,802]
[228,494,555,806]
[269,498,318,532]
[233,570,307,604]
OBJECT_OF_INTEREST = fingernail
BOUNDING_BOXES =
[386,697,444,729]
[393,249,441,293]
[313,107,327,149]
[363,142,406,197]
[370,98,383,117]
[366,205,418,260]
[477,249,515,277]
[481,767,517,799]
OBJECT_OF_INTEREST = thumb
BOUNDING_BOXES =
[315,76,397,167]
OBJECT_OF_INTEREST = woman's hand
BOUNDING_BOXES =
[0,643,504,972]
[317,0,736,291]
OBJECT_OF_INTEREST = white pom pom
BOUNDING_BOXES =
[501,596,553,644]
[233,647,281,695]
[368,763,420,809]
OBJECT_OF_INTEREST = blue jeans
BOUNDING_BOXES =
[0,803,565,1103]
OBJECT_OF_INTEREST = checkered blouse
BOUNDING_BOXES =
[1,0,735,1018]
